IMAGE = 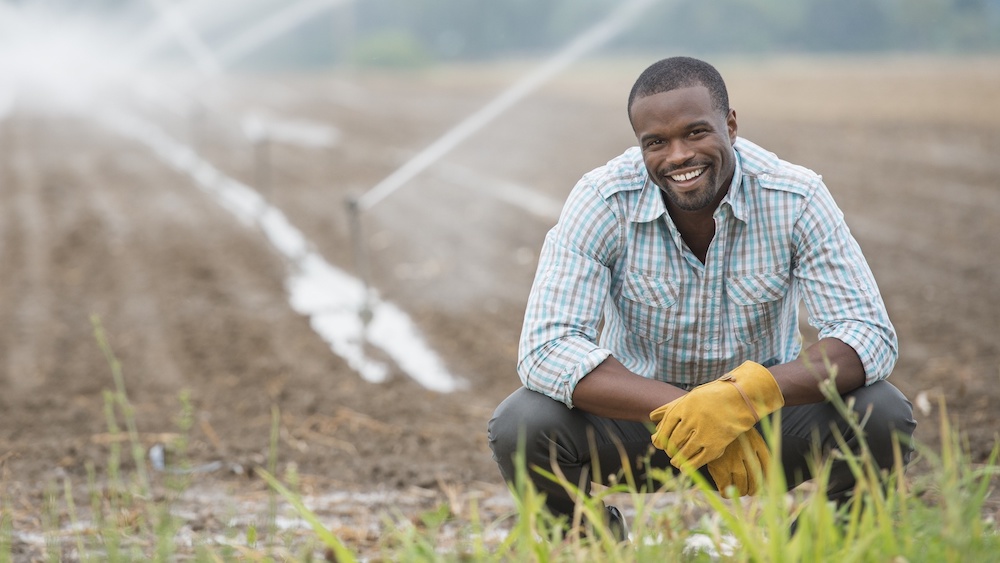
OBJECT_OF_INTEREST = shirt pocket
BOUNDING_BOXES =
[618,271,680,343]
[725,272,789,345]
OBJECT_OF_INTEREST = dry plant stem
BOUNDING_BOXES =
[91,315,150,496]
[267,405,280,548]
[1,495,13,562]
[62,479,87,562]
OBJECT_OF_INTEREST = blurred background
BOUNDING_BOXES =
[4,0,999,72]
[1,0,998,556]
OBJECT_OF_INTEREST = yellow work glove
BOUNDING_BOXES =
[706,428,770,497]
[650,361,784,469]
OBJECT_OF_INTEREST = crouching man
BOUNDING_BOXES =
[488,56,915,536]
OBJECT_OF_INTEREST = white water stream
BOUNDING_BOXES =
[102,110,464,393]
[2,0,660,393]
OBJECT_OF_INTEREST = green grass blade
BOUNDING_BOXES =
[255,468,357,563]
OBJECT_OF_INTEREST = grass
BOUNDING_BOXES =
[1,319,998,561]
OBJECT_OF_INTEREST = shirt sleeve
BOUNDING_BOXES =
[517,177,622,408]
[793,178,898,385]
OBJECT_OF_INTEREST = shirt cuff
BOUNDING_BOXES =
[561,348,613,409]
[819,324,896,386]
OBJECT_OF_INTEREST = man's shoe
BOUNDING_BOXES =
[606,505,629,543]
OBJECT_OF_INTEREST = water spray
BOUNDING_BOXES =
[145,0,223,77]
[215,0,354,66]
[345,0,660,322]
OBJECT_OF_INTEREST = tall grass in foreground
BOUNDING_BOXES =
[1,319,997,561]
[363,408,999,563]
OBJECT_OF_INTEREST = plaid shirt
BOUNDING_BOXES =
[518,137,897,408]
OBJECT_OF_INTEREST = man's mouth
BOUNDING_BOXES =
[669,168,704,182]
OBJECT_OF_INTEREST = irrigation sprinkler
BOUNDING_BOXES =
[345,195,374,327]
[345,0,659,323]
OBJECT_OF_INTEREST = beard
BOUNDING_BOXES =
[658,166,721,212]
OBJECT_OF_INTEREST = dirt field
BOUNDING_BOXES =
[1,55,998,556]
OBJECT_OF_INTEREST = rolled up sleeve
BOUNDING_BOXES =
[517,179,622,407]
[794,182,898,385]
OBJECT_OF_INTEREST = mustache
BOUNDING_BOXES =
[661,160,712,176]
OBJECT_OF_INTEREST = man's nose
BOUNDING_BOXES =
[664,139,695,166]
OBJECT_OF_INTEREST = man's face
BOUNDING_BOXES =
[630,86,738,213]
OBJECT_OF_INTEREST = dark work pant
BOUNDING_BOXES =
[487,381,916,518]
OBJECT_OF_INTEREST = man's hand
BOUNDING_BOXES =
[649,361,784,468]
[706,429,770,497]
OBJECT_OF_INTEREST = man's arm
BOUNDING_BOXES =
[768,337,865,405]
[579,336,865,424]
[518,161,643,408]
[571,356,687,422]
[791,177,898,386]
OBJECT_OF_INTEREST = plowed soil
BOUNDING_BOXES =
[2,56,998,556]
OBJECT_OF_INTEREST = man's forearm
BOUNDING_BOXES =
[571,356,687,422]
[768,337,866,405]
[574,338,865,420]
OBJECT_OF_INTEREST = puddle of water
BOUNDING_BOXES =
[102,109,464,392]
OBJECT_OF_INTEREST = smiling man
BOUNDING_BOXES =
[488,56,916,538]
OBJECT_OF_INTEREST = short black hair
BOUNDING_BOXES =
[627,56,729,120]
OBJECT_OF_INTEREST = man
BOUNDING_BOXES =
[487,56,916,536]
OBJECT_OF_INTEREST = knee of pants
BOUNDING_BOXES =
[851,381,917,468]
[487,387,578,475]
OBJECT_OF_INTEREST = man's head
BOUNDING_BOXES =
[627,56,729,123]
[628,57,738,214]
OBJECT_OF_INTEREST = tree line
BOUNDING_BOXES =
[71,0,1000,67]
[323,0,1000,67]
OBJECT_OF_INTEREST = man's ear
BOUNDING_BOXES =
[727,109,738,144]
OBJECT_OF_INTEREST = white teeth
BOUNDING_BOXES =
[669,168,704,182]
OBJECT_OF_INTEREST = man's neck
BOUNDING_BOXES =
[664,183,729,264]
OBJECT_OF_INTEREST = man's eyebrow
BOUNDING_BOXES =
[639,119,715,143]
[687,119,714,130]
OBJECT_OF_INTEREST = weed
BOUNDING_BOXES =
[2,318,997,561]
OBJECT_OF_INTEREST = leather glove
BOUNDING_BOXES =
[649,361,784,469]
[706,428,770,497]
